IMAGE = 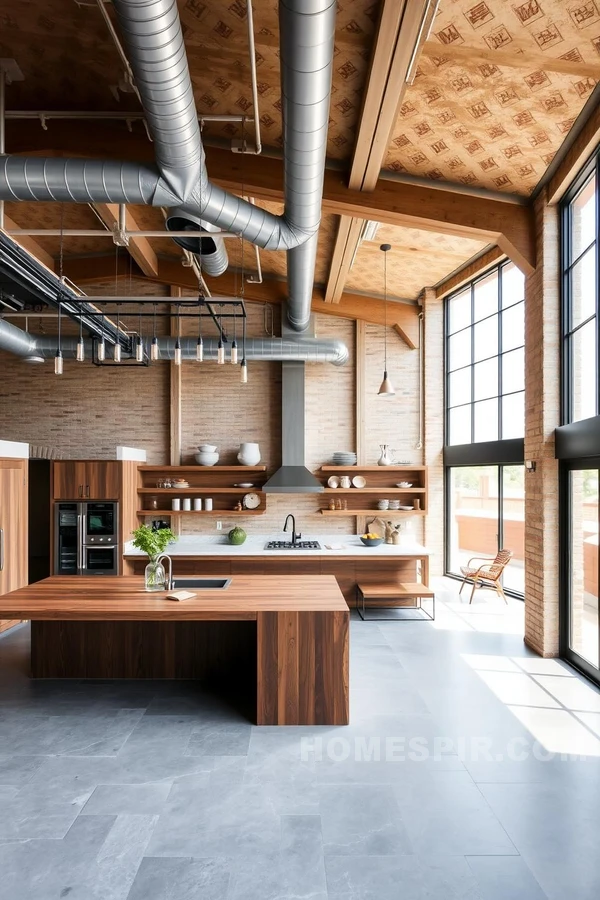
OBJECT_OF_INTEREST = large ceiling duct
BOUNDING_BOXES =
[0,0,337,334]
[0,319,348,366]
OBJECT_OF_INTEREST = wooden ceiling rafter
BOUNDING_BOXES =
[324,0,432,305]
[1,217,55,271]
[91,203,159,277]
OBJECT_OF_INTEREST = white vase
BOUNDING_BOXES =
[377,444,394,466]
[237,442,261,465]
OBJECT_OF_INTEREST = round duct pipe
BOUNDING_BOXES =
[165,209,229,277]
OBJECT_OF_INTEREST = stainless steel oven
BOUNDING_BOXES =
[55,502,119,575]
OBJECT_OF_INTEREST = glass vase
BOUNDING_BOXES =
[145,556,166,592]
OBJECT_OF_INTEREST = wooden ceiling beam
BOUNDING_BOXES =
[422,40,600,80]
[61,254,421,343]
[91,203,158,277]
[1,216,55,271]
[324,0,431,305]
[435,247,507,299]
[5,121,535,271]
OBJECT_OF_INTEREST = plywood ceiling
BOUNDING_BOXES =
[384,0,599,194]
[346,224,489,299]
[1,0,595,303]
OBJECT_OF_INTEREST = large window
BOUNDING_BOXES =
[447,465,525,595]
[562,166,599,423]
[446,262,525,445]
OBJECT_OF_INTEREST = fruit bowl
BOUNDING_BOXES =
[360,535,383,547]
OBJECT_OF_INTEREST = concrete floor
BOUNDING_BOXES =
[1,581,600,899]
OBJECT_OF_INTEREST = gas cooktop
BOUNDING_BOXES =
[265,540,322,550]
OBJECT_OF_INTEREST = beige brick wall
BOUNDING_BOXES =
[422,288,445,576]
[524,189,561,657]
[0,298,424,539]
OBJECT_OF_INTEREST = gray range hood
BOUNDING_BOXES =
[263,361,324,494]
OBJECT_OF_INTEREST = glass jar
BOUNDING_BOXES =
[145,556,166,592]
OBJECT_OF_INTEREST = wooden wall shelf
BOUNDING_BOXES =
[136,465,269,518]
[317,465,428,516]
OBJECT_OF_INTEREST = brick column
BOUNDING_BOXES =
[524,189,560,656]
[422,288,444,577]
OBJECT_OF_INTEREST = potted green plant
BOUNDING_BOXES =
[131,524,176,592]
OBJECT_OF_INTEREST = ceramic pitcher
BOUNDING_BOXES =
[377,444,394,466]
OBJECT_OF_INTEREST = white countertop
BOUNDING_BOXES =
[124,534,429,558]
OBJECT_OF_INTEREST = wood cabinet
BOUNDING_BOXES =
[53,461,121,499]
[0,458,28,633]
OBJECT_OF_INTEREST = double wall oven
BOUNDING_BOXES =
[55,502,119,575]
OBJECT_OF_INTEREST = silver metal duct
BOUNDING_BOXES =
[0,319,348,365]
[166,210,228,278]
[0,0,336,332]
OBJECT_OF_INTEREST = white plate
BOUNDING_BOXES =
[327,476,340,488]
[352,476,366,489]
[234,483,254,488]
[243,492,261,509]
[399,505,414,510]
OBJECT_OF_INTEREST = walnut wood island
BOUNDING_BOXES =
[0,575,349,726]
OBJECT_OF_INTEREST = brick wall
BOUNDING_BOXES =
[524,189,561,657]
[422,288,445,576]
[0,293,423,539]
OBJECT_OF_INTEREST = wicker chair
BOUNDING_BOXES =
[459,549,513,604]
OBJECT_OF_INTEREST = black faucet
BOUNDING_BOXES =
[283,514,301,546]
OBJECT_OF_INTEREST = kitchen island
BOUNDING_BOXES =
[0,575,349,726]
[123,534,431,605]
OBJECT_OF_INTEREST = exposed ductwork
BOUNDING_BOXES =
[0,0,337,333]
[0,318,349,366]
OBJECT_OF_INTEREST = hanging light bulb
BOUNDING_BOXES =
[378,243,395,397]
[76,313,85,361]
[174,337,182,366]
[135,310,144,362]
[217,338,225,365]
[196,335,204,361]
[231,309,238,363]
[114,342,122,363]
[55,297,63,375]
[150,304,159,360]
[240,357,248,383]
[98,313,106,361]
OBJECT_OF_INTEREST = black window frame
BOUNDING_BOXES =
[445,260,525,447]
[560,152,600,425]
[443,260,526,600]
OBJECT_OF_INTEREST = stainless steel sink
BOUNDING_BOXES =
[171,578,231,590]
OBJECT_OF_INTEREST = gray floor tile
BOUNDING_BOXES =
[0,711,143,757]
[393,770,517,856]
[186,723,251,756]
[126,857,230,900]
[466,856,548,900]
[145,776,282,857]
[319,784,410,856]
[227,816,327,900]
[326,854,483,900]
[480,782,600,900]
[0,754,43,785]
[81,782,172,816]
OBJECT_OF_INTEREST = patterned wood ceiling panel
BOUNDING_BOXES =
[345,224,488,298]
[384,0,599,194]
[2,0,378,161]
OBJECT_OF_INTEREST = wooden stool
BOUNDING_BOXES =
[356,582,435,621]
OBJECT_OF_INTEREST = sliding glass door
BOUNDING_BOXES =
[562,463,599,680]
[447,464,524,597]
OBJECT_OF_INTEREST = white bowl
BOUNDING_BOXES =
[198,444,217,452]
[195,451,219,466]
[396,482,413,488]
